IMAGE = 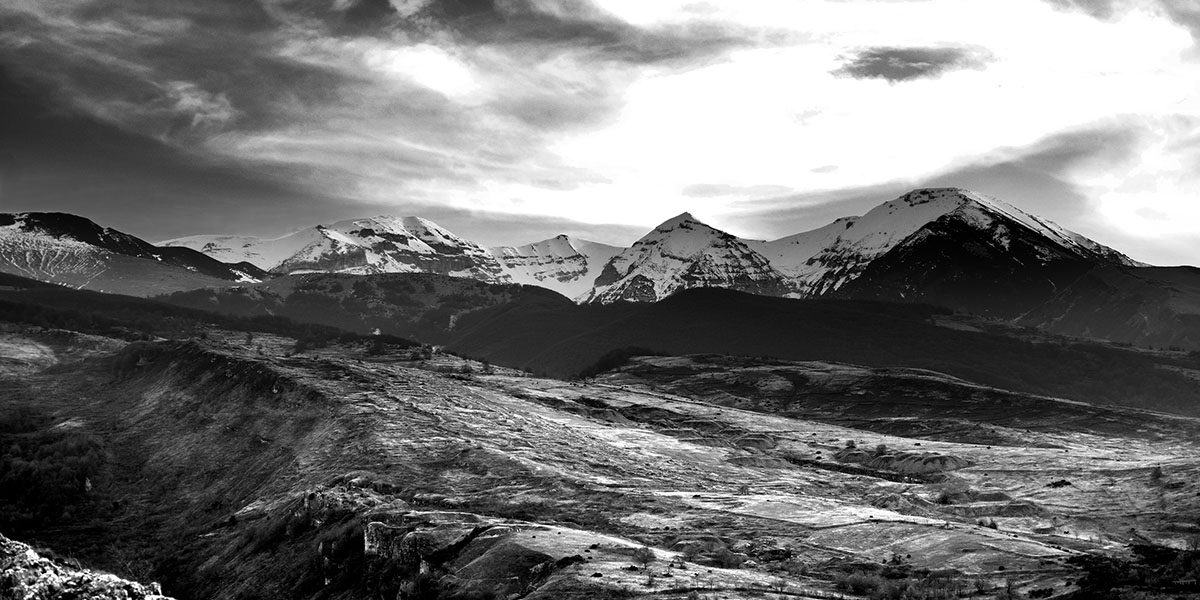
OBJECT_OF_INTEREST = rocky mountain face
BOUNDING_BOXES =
[489,234,623,301]
[164,216,511,282]
[584,213,794,303]
[0,212,265,296]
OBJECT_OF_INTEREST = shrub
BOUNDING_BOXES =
[632,546,656,569]
[835,571,884,595]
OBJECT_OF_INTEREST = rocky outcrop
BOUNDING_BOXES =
[835,448,972,474]
[362,511,572,599]
[0,534,171,600]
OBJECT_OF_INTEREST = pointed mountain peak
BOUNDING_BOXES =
[335,215,412,231]
[894,187,975,207]
[654,212,702,230]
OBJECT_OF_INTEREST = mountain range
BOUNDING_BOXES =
[157,187,1141,305]
[4,187,1199,349]
[7,192,1200,600]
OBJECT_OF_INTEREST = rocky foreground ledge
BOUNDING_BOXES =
[0,534,172,600]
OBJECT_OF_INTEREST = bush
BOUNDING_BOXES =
[0,408,110,532]
[836,571,884,595]
[632,546,656,569]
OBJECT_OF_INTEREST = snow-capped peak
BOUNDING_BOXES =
[585,212,791,303]
[655,212,700,230]
[749,187,1138,296]
[165,215,511,282]
[159,188,1142,303]
[490,234,623,301]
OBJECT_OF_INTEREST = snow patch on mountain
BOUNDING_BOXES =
[159,233,316,271]
[745,216,859,279]
[167,216,511,282]
[0,215,112,285]
[490,235,623,300]
[585,213,792,303]
[0,212,260,294]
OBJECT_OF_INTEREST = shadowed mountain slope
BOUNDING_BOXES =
[446,287,1200,415]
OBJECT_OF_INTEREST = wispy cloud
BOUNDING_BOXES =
[1043,0,1200,46]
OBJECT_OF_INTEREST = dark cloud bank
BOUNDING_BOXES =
[834,46,992,82]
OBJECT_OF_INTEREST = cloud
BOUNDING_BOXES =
[0,66,353,240]
[1042,0,1118,19]
[0,0,786,216]
[1040,0,1200,48]
[833,46,992,82]
[1159,0,1200,45]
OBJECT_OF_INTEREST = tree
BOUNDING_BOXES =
[633,546,656,570]
[770,577,789,593]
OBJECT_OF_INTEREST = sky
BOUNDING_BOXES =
[1,0,1199,265]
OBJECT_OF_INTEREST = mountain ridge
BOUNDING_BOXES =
[14,188,1198,351]
[157,188,1140,306]
[0,212,266,296]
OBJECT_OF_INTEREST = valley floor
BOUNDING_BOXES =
[2,326,1199,599]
